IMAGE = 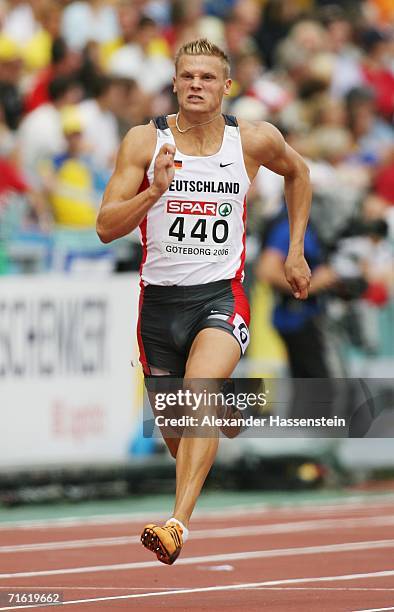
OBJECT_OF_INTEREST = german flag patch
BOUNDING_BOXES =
[174,159,182,169]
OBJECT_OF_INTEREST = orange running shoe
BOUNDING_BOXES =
[140,521,184,565]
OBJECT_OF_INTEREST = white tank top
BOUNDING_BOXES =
[140,115,250,286]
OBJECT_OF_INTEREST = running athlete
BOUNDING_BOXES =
[96,39,312,565]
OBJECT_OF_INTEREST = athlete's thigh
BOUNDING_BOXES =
[185,327,241,378]
[139,291,186,376]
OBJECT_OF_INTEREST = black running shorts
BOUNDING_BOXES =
[137,279,250,376]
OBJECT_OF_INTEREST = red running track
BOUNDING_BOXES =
[0,498,393,611]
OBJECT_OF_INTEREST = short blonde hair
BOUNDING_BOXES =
[175,38,230,78]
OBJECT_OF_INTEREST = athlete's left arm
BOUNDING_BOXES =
[244,121,312,300]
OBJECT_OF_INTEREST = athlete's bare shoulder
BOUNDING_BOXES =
[238,119,286,167]
[101,122,158,206]
[117,122,157,171]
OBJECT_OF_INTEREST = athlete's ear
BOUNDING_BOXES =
[173,75,177,93]
[223,78,232,96]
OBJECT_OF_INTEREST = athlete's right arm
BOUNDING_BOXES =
[96,124,175,243]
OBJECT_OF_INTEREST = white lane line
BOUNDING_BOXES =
[257,588,394,591]
[0,586,392,592]
[2,515,394,554]
[0,587,184,591]
[352,608,394,612]
[1,494,394,530]
[1,539,393,579]
[0,569,393,610]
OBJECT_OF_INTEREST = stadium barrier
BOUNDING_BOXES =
[0,273,142,471]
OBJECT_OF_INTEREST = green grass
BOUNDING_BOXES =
[1,489,394,525]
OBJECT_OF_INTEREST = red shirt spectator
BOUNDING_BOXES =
[24,37,81,114]
[0,158,28,197]
[24,66,54,114]
[362,64,394,119]
[360,28,394,119]
[374,161,394,204]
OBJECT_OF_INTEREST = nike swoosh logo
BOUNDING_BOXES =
[220,162,234,167]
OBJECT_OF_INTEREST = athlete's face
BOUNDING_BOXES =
[173,55,232,114]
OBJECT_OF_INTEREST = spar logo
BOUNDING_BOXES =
[219,203,232,217]
[166,200,217,215]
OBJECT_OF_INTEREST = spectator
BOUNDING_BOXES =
[362,218,393,294]
[277,18,329,62]
[307,125,370,241]
[61,0,119,51]
[321,5,364,99]
[223,11,259,63]
[76,41,106,100]
[346,86,394,164]
[254,0,302,69]
[109,77,150,137]
[100,0,139,68]
[359,28,394,119]
[229,51,262,97]
[256,207,339,378]
[78,74,122,171]
[0,99,16,158]
[22,0,63,72]
[312,96,348,129]
[374,155,394,205]
[24,36,82,113]
[0,156,51,233]
[232,0,261,35]
[354,199,394,352]
[164,0,204,53]
[101,0,170,69]
[40,106,104,227]
[1,0,38,46]
[0,35,24,130]
[109,16,173,95]
[18,75,82,185]
[229,51,290,114]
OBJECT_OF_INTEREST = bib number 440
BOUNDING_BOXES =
[169,217,228,244]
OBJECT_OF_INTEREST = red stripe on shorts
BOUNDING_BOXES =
[137,283,150,375]
[228,279,250,326]
[234,195,247,282]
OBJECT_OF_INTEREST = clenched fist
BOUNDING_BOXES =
[152,144,176,196]
[284,251,312,300]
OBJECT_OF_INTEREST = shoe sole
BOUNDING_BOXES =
[140,526,181,565]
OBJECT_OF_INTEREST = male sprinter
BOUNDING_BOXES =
[96,39,312,565]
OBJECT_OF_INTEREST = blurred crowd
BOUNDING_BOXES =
[0,0,393,362]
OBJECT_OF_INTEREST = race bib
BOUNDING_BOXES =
[161,199,234,263]
[232,313,250,354]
